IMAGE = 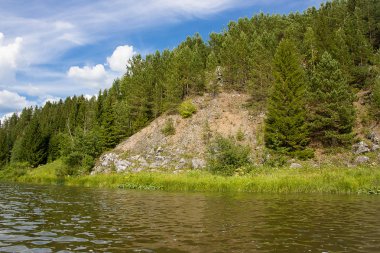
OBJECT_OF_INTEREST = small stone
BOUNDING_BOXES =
[372,144,380,152]
[290,163,302,169]
[354,156,370,165]
[156,147,164,153]
[155,155,165,161]
[352,141,370,154]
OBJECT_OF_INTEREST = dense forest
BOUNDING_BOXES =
[0,0,379,172]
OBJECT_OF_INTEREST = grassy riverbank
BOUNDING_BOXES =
[1,160,380,194]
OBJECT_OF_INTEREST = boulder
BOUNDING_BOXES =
[290,163,302,169]
[354,156,370,165]
[372,144,380,152]
[191,158,206,169]
[367,132,379,144]
[352,141,370,154]
[100,153,118,167]
[115,160,132,173]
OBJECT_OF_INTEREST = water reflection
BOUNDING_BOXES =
[0,183,379,252]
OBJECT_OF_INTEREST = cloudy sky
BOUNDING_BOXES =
[0,0,325,118]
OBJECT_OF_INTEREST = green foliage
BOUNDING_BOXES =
[236,128,245,141]
[202,121,212,144]
[58,152,95,177]
[371,78,380,120]
[308,52,355,146]
[161,118,176,136]
[264,39,311,158]
[207,136,251,176]
[263,153,288,167]
[0,0,379,173]
[178,100,197,118]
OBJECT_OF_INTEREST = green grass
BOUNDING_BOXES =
[1,161,380,194]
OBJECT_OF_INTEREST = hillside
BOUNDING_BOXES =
[0,0,379,175]
[93,92,264,174]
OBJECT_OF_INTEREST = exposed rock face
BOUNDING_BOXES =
[352,141,370,154]
[354,156,370,165]
[372,144,380,152]
[91,92,262,174]
[290,163,303,169]
[191,158,206,169]
[367,132,379,144]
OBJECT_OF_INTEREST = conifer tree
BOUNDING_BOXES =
[264,39,311,157]
[309,52,355,145]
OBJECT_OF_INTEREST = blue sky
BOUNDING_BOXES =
[0,0,325,118]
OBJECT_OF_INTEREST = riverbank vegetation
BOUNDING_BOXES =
[0,0,379,177]
[1,161,379,195]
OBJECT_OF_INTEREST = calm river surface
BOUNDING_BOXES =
[0,183,379,252]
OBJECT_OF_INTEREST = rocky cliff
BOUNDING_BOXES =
[92,92,264,174]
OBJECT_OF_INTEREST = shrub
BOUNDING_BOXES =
[207,136,251,176]
[161,118,176,136]
[263,153,287,167]
[58,152,95,177]
[178,100,197,118]
[236,128,245,141]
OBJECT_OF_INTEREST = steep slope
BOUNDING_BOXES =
[92,92,265,174]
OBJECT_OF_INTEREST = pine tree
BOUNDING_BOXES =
[308,52,355,146]
[264,39,311,158]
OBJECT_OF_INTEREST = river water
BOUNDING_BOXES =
[0,183,379,253]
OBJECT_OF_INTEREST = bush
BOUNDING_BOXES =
[1,162,30,178]
[178,100,197,118]
[236,128,245,141]
[58,152,95,177]
[207,136,251,176]
[161,118,176,136]
[263,153,287,167]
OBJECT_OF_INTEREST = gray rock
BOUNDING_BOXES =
[352,141,370,154]
[372,144,380,152]
[290,163,303,169]
[115,160,132,173]
[130,155,140,161]
[132,167,144,173]
[155,156,166,162]
[367,132,379,144]
[149,162,161,168]
[191,158,206,169]
[138,157,147,163]
[175,163,186,170]
[100,153,118,167]
[354,156,370,164]
[179,158,187,164]
[354,156,370,165]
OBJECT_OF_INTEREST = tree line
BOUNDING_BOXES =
[0,0,379,171]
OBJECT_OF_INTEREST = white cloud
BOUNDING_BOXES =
[0,90,32,113]
[41,96,61,106]
[67,44,135,90]
[0,33,23,83]
[107,45,136,73]
[0,112,20,124]
[67,64,107,87]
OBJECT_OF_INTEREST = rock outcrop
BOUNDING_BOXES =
[92,92,264,174]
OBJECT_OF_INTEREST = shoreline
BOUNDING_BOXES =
[1,160,380,195]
